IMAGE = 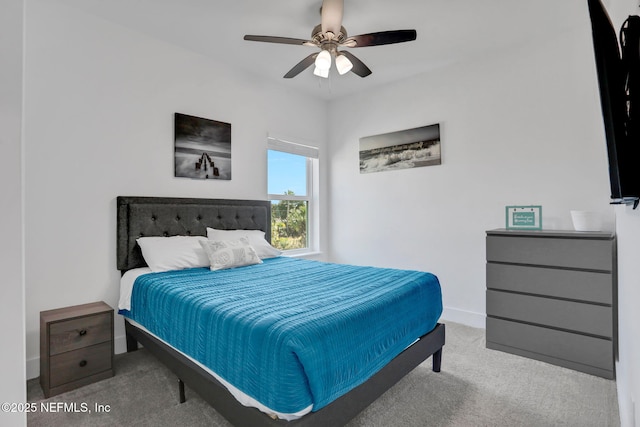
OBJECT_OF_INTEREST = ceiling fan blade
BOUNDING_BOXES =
[346,30,417,47]
[284,53,319,78]
[321,0,344,35]
[340,51,372,77]
[244,35,312,46]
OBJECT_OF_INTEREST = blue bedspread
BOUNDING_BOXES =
[121,257,442,413]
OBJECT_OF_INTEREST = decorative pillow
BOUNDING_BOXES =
[206,228,282,259]
[136,236,209,272]
[199,237,263,271]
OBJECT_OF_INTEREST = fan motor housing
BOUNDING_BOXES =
[311,24,348,44]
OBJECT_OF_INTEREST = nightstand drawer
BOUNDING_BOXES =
[49,312,112,355]
[49,342,112,387]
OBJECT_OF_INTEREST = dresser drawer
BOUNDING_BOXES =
[486,263,612,304]
[49,312,112,356]
[49,342,112,387]
[486,317,613,372]
[487,290,612,338]
[486,235,613,271]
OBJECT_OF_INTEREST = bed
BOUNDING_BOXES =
[117,196,445,426]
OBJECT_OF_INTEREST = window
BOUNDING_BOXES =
[267,136,318,253]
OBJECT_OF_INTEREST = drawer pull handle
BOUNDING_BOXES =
[78,329,87,336]
[79,360,88,368]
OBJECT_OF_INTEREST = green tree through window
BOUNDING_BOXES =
[271,191,307,250]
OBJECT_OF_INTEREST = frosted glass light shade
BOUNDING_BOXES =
[335,54,353,75]
[315,50,331,71]
[313,66,329,78]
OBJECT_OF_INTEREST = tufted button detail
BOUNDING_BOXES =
[151,216,156,221]
[163,232,169,237]
[139,233,143,237]
[196,216,202,221]
[186,230,191,235]
[175,216,181,221]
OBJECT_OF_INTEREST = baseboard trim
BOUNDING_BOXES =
[26,357,38,381]
[441,306,485,329]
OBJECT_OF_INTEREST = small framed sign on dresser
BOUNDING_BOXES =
[40,301,114,397]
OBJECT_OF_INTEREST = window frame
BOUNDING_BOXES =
[267,136,319,255]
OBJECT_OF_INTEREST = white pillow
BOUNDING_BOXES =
[199,237,262,271]
[136,236,209,272]
[206,228,282,259]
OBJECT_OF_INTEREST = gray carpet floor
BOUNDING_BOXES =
[27,322,620,426]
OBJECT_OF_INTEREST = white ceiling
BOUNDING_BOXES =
[54,0,586,100]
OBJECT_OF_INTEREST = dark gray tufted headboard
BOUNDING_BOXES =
[117,196,271,271]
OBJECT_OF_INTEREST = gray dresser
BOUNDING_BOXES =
[485,229,616,379]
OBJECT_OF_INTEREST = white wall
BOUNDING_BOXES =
[0,0,26,424]
[606,1,640,425]
[22,0,328,379]
[616,206,640,427]
[326,3,613,328]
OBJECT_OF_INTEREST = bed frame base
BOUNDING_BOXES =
[125,320,445,427]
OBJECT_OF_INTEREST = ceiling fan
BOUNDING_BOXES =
[243,0,417,79]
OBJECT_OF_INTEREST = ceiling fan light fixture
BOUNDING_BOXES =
[315,50,332,71]
[335,53,353,75]
[313,66,330,78]
[244,0,417,80]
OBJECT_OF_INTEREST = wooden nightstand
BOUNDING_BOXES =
[40,301,114,397]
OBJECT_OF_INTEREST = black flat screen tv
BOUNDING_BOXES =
[588,0,640,207]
